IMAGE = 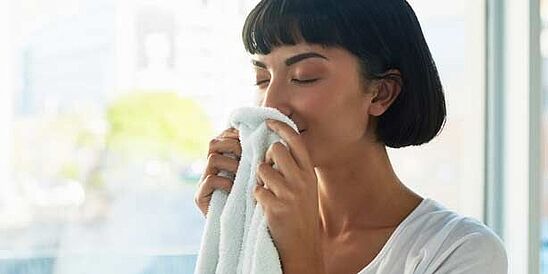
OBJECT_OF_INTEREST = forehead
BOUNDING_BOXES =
[252,43,330,60]
[251,42,357,69]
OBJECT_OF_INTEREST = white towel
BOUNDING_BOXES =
[194,106,299,274]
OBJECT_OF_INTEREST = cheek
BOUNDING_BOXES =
[311,94,369,140]
[296,80,343,113]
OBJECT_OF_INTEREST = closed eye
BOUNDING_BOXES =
[254,78,320,86]
[255,80,269,86]
[292,78,319,84]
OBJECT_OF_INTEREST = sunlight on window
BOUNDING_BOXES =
[389,0,486,218]
[0,0,489,273]
[1,0,255,273]
[539,0,548,272]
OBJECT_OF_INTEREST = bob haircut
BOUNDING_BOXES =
[242,0,446,148]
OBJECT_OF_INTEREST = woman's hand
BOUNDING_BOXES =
[254,119,325,274]
[194,127,241,218]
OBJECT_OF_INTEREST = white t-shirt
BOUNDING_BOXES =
[357,198,508,274]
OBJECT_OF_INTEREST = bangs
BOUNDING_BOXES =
[242,0,344,55]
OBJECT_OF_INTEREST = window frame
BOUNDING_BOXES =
[485,0,542,272]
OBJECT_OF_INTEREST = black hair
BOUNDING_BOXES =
[242,0,446,148]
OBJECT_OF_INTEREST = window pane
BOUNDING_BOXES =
[540,0,548,272]
[0,0,488,273]
[0,0,255,273]
[390,0,486,218]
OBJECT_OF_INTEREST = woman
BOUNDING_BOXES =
[195,0,508,273]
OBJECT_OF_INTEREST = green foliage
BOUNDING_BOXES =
[59,163,80,180]
[106,91,213,161]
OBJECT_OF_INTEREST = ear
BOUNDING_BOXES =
[368,69,402,117]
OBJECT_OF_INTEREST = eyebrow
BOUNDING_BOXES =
[252,52,329,69]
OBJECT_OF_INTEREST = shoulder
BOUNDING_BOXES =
[358,199,507,274]
[428,217,508,273]
[442,216,507,260]
[409,199,508,273]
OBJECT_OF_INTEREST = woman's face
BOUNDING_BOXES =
[252,43,379,167]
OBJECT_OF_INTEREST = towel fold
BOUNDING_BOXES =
[194,106,299,274]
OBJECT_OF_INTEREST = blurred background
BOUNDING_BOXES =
[0,0,544,273]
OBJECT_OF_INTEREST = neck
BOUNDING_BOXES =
[315,140,419,239]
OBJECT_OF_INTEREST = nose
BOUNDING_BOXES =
[260,79,292,118]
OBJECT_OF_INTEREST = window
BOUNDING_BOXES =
[389,0,486,219]
[0,0,496,273]
[540,0,548,272]
[0,0,254,273]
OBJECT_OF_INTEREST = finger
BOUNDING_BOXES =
[265,142,299,179]
[208,138,242,159]
[198,174,233,197]
[253,183,278,209]
[219,127,240,138]
[266,119,311,170]
[256,161,288,197]
[203,153,240,177]
[227,127,239,135]
[195,174,234,217]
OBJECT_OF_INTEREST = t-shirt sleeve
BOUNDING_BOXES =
[428,229,508,274]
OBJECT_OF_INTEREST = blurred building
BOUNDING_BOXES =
[17,0,256,116]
